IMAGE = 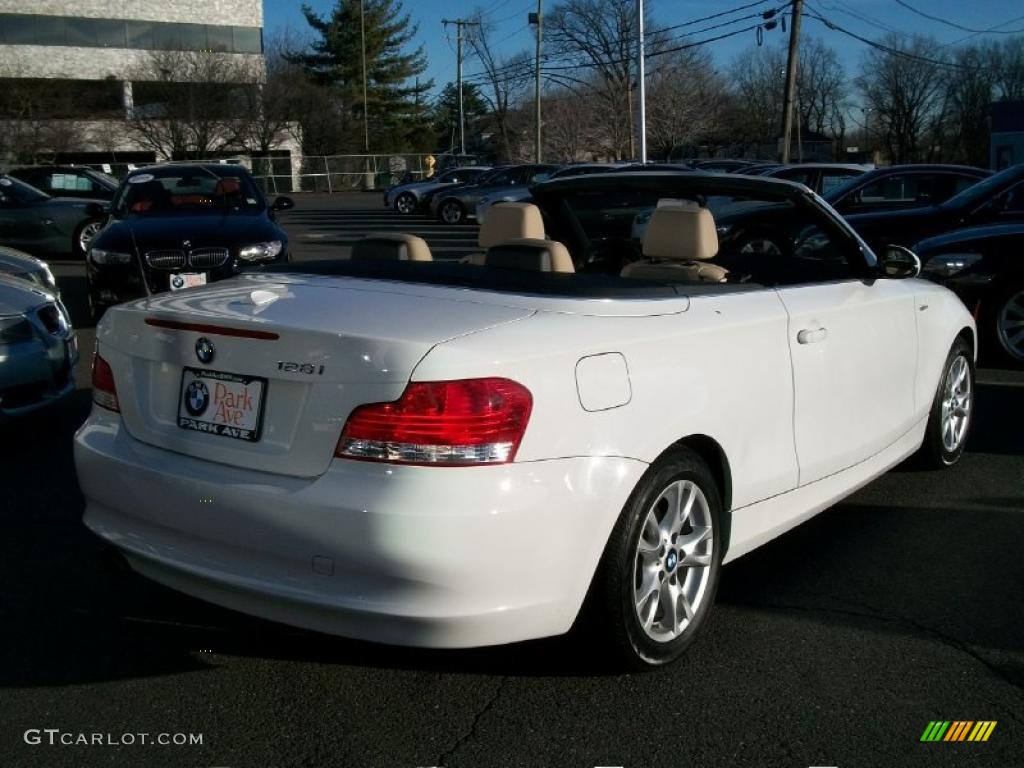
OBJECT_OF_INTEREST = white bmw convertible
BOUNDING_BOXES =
[75,172,975,667]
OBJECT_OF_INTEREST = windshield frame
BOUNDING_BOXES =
[111,166,266,218]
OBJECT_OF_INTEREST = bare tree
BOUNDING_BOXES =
[645,47,728,161]
[992,36,1024,101]
[545,0,664,159]
[856,34,948,163]
[727,38,847,150]
[126,50,262,159]
[0,62,90,163]
[465,10,532,161]
[541,89,603,161]
[235,37,302,154]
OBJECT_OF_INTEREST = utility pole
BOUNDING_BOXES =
[636,0,647,163]
[530,2,542,162]
[442,18,479,158]
[780,0,803,163]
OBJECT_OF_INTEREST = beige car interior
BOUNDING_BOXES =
[351,232,433,262]
[483,238,575,273]
[621,201,729,283]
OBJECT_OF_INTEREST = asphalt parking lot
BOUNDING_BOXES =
[2,194,1022,768]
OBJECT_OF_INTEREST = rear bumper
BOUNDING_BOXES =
[74,410,647,648]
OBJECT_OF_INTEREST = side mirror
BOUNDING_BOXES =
[879,244,921,279]
[271,196,294,212]
[84,202,108,218]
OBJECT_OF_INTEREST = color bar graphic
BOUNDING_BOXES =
[920,720,996,742]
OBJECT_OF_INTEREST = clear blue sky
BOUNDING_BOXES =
[264,0,1024,100]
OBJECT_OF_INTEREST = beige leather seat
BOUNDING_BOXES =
[621,203,728,283]
[351,232,433,262]
[460,203,546,265]
[483,238,575,273]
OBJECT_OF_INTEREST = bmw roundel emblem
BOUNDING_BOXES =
[170,274,185,290]
[184,380,210,416]
[195,337,215,364]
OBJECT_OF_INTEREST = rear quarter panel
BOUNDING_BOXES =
[414,289,800,511]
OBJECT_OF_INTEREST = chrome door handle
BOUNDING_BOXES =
[797,327,828,344]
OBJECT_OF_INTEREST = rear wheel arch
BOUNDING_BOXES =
[660,434,733,555]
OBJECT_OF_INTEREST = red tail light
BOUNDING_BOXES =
[336,378,533,466]
[92,353,120,412]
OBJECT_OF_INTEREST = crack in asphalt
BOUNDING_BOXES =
[435,675,509,767]
[739,593,1024,726]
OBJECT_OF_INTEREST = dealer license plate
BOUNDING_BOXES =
[178,368,266,442]
[169,272,207,291]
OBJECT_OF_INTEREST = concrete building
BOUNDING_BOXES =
[0,2,300,188]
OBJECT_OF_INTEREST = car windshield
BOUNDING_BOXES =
[940,165,1023,210]
[114,170,263,216]
[0,176,50,203]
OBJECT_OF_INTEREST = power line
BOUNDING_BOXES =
[647,0,775,37]
[803,6,968,69]
[891,0,1024,35]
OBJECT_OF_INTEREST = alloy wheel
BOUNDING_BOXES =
[79,220,103,252]
[396,193,416,214]
[633,479,714,642]
[441,201,462,224]
[940,354,972,453]
[996,289,1024,363]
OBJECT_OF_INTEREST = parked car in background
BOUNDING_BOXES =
[0,246,58,295]
[476,164,627,224]
[86,164,293,322]
[846,163,1024,254]
[384,166,491,214]
[477,164,628,224]
[8,165,119,201]
[420,166,509,218]
[823,164,990,215]
[703,164,994,258]
[0,174,107,256]
[0,273,77,420]
[687,159,759,173]
[760,163,870,196]
[432,164,560,224]
[914,222,1024,367]
[737,163,782,175]
[75,170,974,669]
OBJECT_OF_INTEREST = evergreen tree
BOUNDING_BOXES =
[291,0,433,152]
[432,82,488,153]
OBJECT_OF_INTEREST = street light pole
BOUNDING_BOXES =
[636,0,647,163]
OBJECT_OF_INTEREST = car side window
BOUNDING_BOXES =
[856,174,917,205]
[821,172,859,194]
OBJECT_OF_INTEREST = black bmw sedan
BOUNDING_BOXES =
[86,164,293,321]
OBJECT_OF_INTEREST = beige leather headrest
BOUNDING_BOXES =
[478,203,544,248]
[484,238,574,273]
[642,205,718,262]
[352,233,433,262]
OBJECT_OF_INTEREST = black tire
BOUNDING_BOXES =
[438,199,465,225]
[589,447,723,669]
[73,219,103,257]
[916,337,975,469]
[395,192,417,215]
[988,282,1024,369]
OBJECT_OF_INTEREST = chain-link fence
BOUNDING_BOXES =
[251,153,481,194]
[18,153,483,194]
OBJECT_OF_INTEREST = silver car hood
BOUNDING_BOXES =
[0,245,44,278]
[0,273,53,314]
